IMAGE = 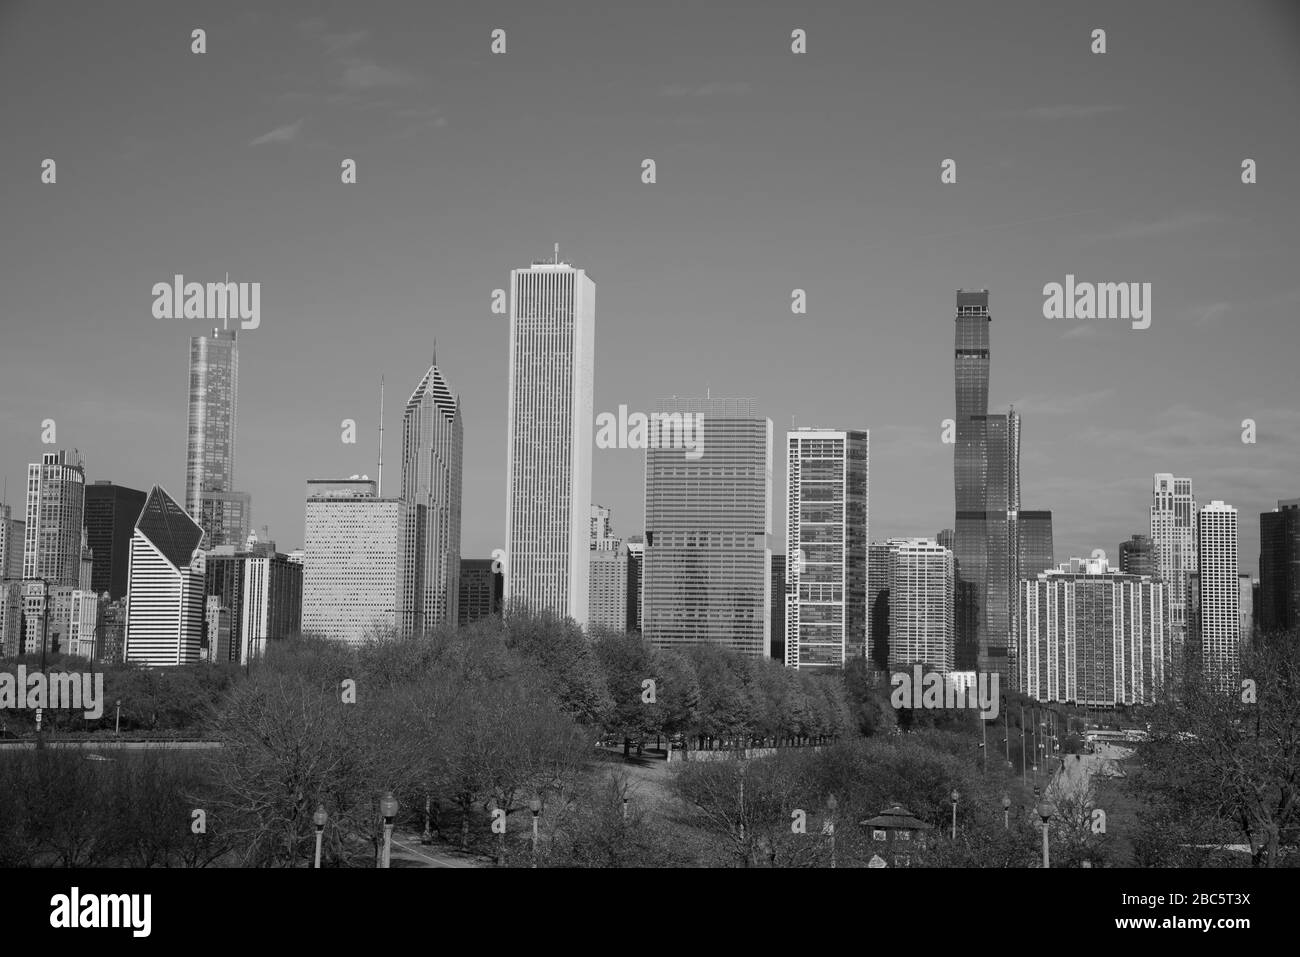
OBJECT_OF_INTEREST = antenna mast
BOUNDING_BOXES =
[377,377,385,496]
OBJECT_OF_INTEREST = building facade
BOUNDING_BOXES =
[83,481,147,600]
[1198,500,1240,690]
[23,450,86,585]
[1259,498,1300,636]
[1151,474,1197,669]
[185,329,249,546]
[123,486,207,667]
[589,544,629,632]
[1118,533,1157,578]
[503,260,595,625]
[885,538,955,673]
[458,558,504,626]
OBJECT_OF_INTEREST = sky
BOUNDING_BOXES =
[2,0,1298,575]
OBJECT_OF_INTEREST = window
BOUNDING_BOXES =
[873,829,887,841]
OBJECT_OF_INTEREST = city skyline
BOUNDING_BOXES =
[3,1,1298,576]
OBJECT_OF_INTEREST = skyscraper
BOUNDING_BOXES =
[123,486,207,667]
[952,290,1016,680]
[1259,498,1300,636]
[23,450,86,585]
[626,537,644,633]
[399,361,464,635]
[1018,511,1054,578]
[770,553,786,662]
[868,542,893,669]
[1198,501,1240,690]
[643,397,772,659]
[0,503,24,579]
[1151,474,1197,667]
[886,538,955,673]
[1118,533,1157,578]
[204,540,303,665]
[1239,573,1254,651]
[458,558,504,626]
[503,258,595,624]
[590,504,620,551]
[302,479,403,646]
[83,481,147,599]
[1020,556,1166,706]
[589,544,629,632]
[784,428,869,670]
[186,329,248,546]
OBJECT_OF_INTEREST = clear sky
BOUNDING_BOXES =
[2,0,1298,575]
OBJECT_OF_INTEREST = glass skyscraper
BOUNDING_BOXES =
[23,449,86,586]
[643,398,772,658]
[784,428,869,670]
[123,485,207,667]
[185,329,247,546]
[1259,499,1300,636]
[503,260,595,625]
[84,481,148,599]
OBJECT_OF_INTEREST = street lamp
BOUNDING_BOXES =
[313,805,327,869]
[950,789,960,841]
[379,792,398,869]
[622,796,629,821]
[825,794,838,869]
[1037,800,1056,868]
[114,699,121,735]
[1002,795,1011,830]
[529,795,542,868]
[421,794,433,845]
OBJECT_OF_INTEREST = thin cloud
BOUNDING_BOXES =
[660,81,752,97]
[1081,212,1221,244]
[1005,389,1115,416]
[249,119,304,146]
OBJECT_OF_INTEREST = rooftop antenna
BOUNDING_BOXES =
[377,377,385,497]
[554,242,559,264]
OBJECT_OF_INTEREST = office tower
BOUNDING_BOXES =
[302,479,403,646]
[458,558,504,626]
[886,538,955,673]
[1020,555,1166,706]
[935,528,954,551]
[868,543,893,669]
[399,362,464,635]
[503,258,595,624]
[626,537,644,633]
[22,450,86,585]
[1017,511,1054,579]
[84,482,146,599]
[1151,474,1197,665]
[590,504,621,551]
[96,597,127,664]
[0,503,24,579]
[186,329,249,546]
[770,554,786,662]
[1118,533,1157,578]
[589,544,629,632]
[952,290,1016,680]
[1239,573,1254,651]
[0,581,22,657]
[1198,501,1240,690]
[123,486,207,667]
[1259,498,1300,635]
[784,428,869,670]
[205,540,303,665]
[643,397,772,658]
[68,589,98,659]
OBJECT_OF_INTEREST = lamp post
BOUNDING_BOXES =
[1019,705,1027,786]
[529,795,542,868]
[1002,795,1011,830]
[622,796,629,821]
[114,699,121,735]
[421,793,433,845]
[1037,800,1056,868]
[825,794,838,869]
[950,789,959,841]
[379,792,398,869]
[313,805,327,869]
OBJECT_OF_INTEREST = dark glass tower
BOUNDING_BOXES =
[1118,533,1157,578]
[1259,499,1300,636]
[1019,511,1055,579]
[84,481,147,599]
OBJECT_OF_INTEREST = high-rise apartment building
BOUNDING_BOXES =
[1019,556,1166,706]
[1018,511,1055,579]
[0,503,24,580]
[885,538,955,673]
[123,486,207,667]
[83,481,147,599]
[643,398,772,659]
[186,329,249,546]
[503,259,595,624]
[589,544,629,632]
[1151,474,1197,671]
[1198,501,1239,690]
[784,428,869,670]
[399,362,464,635]
[23,450,86,585]
[868,543,893,669]
[302,479,403,646]
[204,540,303,665]
[1259,498,1300,636]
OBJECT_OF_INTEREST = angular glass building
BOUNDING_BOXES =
[503,259,595,625]
[784,428,869,670]
[643,398,772,659]
[123,486,207,667]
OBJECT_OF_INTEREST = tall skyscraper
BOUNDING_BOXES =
[590,504,621,551]
[458,558,504,626]
[1118,533,1157,578]
[1239,573,1254,651]
[1151,474,1197,667]
[770,554,786,662]
[302,479,403,646]
[204,540,303,665]
[186,329,249,546]
[868,542,893,669]
[1020,556,1166,706]
[83,481,147,600]
[399,361,464,635]
[1259,498,1300,636]
[625,536,644,633]
[643,397,772,659]
[589,544,629,632]
[952,290,1016,680]
[1017,511,1054,578]
[0,503,24,579]
[123,486,207,667]
[503,258,595,625]
[1198,501,1240,690]
[784,428,869,670]
[23,450,86,585]
[886,538,955,673]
